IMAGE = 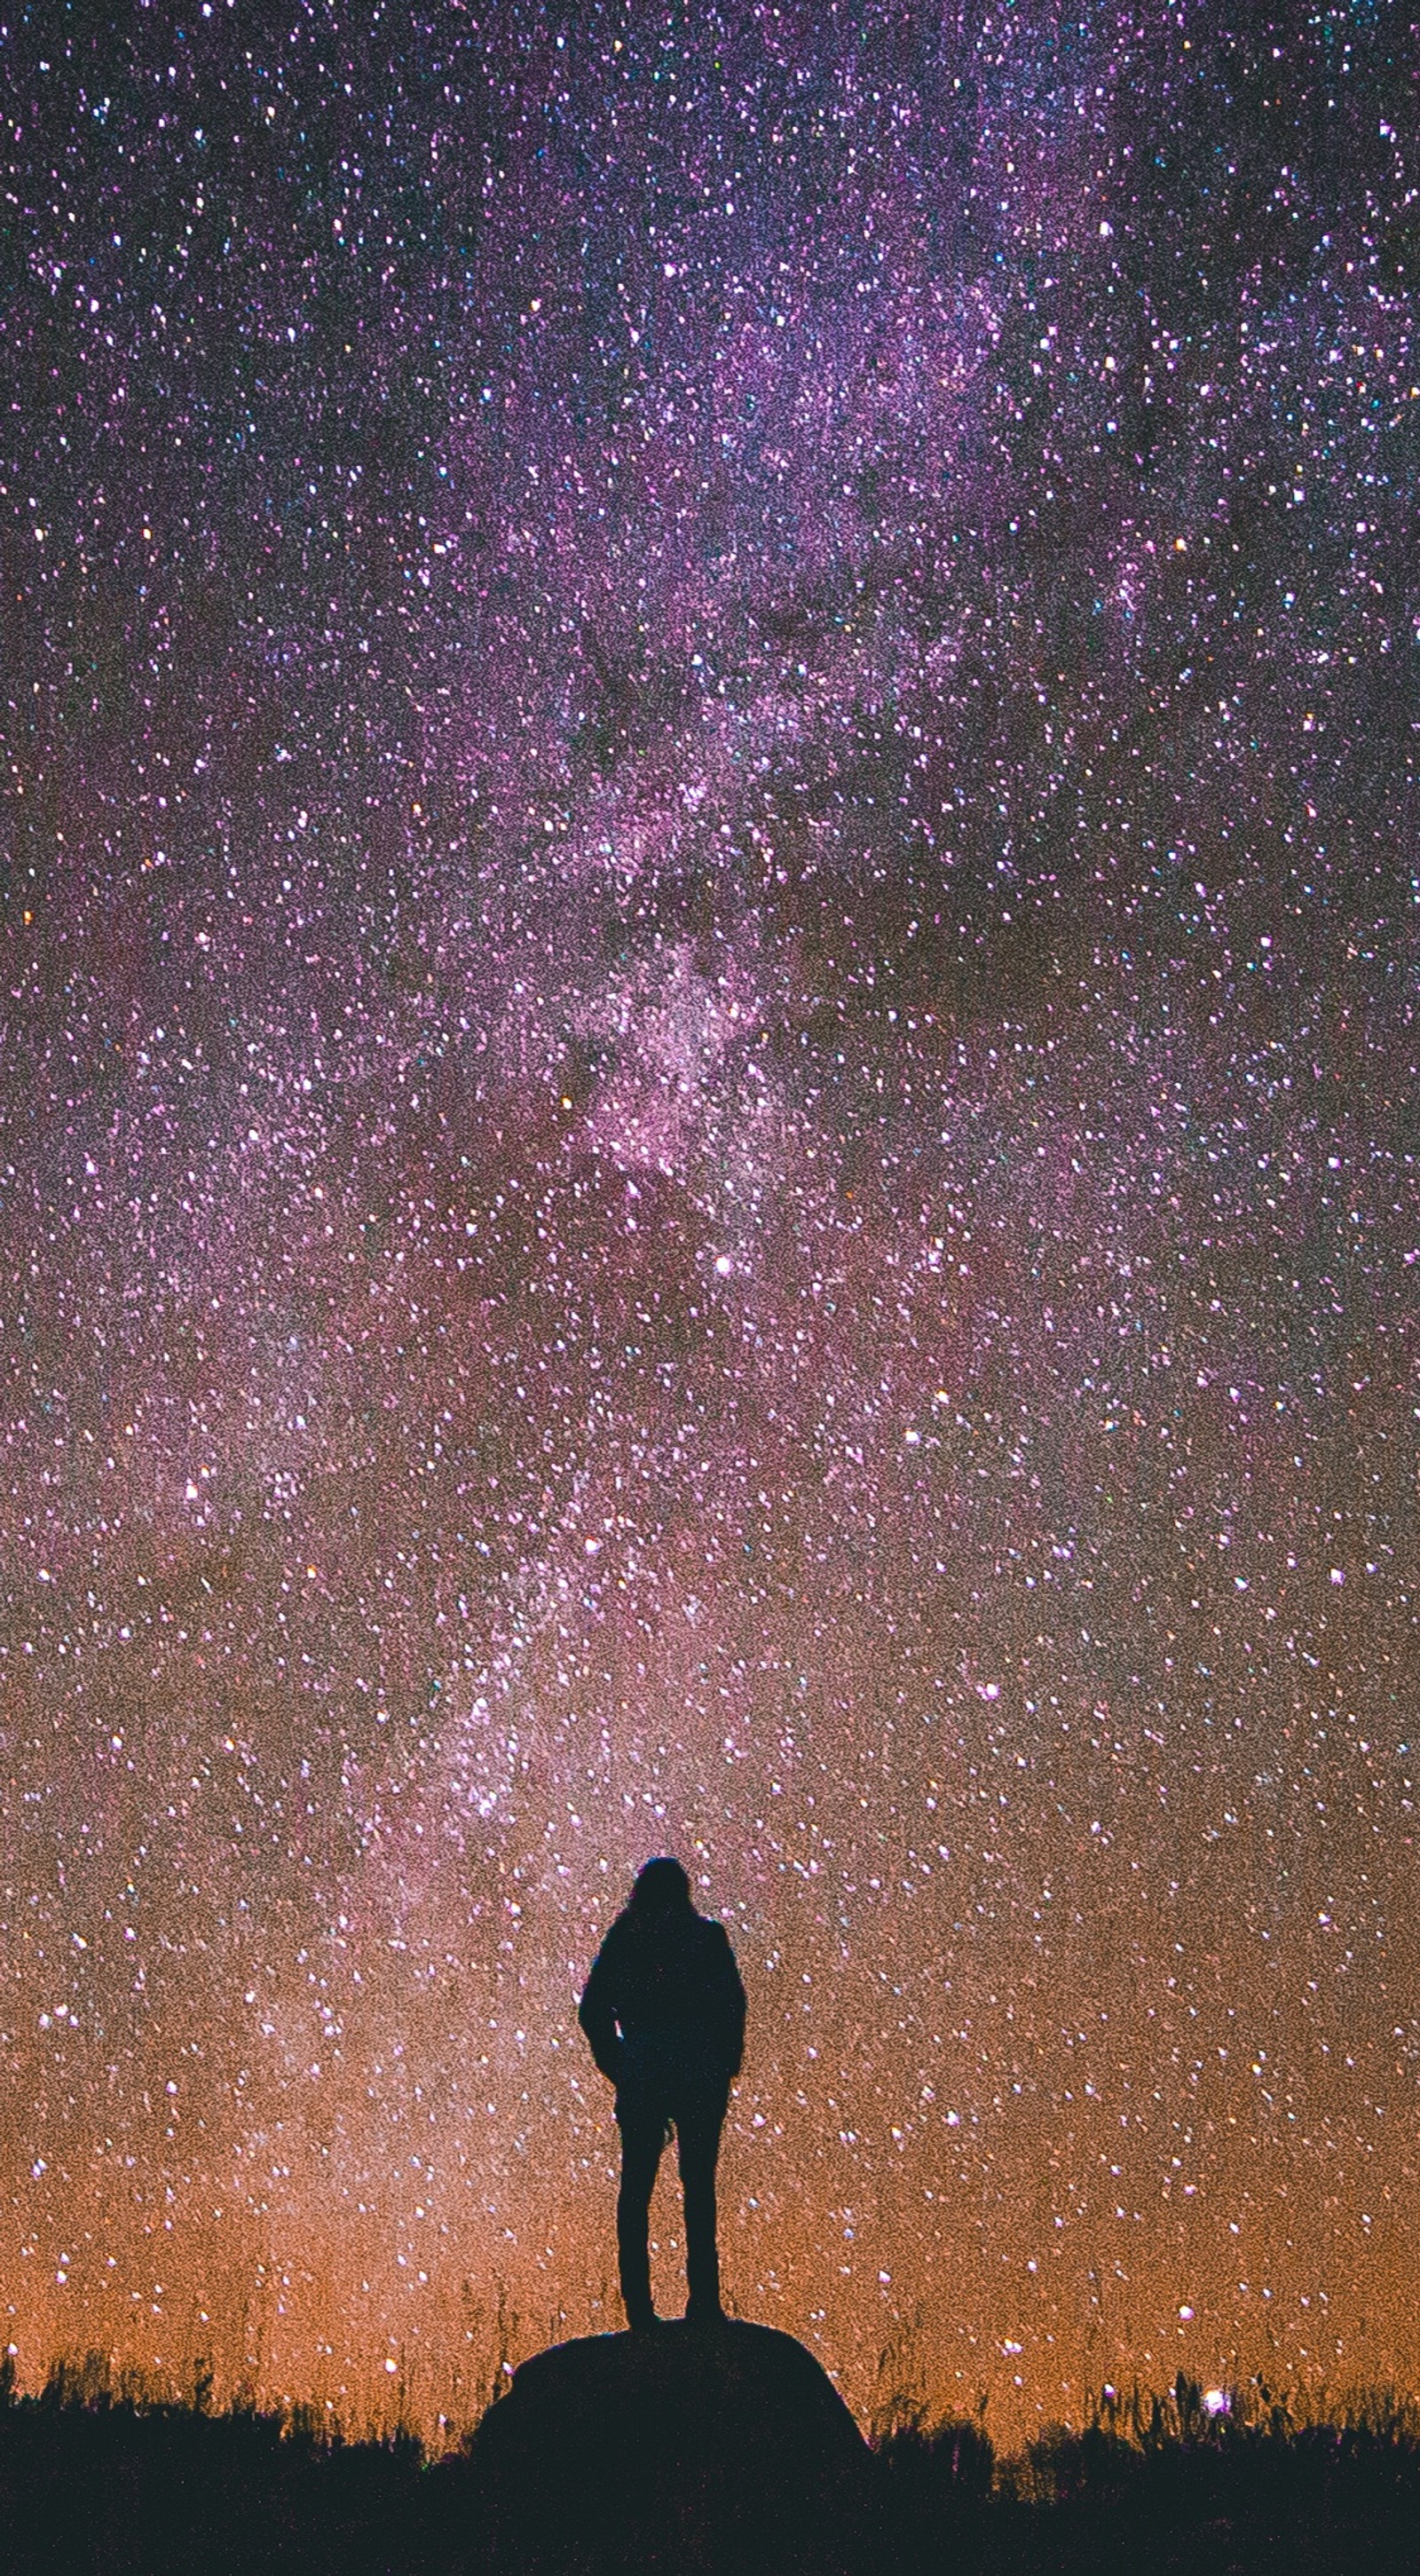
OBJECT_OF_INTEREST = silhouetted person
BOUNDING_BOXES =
[579,1857,746,2331]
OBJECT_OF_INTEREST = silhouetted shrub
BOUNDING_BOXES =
[0,2360,1418,2572]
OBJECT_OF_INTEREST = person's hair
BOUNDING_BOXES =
[627,1855,692,1913]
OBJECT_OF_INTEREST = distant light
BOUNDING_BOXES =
[1179,2304,1194,2320]
[1202,2388,1229,2417]
[714,1253,733,1276]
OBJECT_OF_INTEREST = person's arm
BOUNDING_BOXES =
[578,1938,625,2083]
[712,1924,747,2079]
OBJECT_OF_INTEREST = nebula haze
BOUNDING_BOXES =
[1,0,1416,2438]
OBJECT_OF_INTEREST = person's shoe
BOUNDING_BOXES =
[684,2299,725,2327]
[626,2305,659,2334]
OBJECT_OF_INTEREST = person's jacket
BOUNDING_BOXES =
[579,1905,746,2096]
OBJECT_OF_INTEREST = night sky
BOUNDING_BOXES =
[2,0,1416,2441]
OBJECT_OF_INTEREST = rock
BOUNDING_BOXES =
[463,2319,875,2574]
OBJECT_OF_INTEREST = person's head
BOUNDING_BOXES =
[627,1855,693,1918]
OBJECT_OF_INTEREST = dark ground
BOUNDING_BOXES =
[1,2351,1416,2574]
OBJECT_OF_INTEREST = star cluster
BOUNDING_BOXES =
[1,0,1416,2438]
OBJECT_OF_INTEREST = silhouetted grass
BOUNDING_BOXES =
[0,2353,452,2576]
[2,2353,1418,2572]
[877,2373,1420,2574]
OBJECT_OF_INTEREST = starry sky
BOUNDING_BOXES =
[2,0,1417,2442]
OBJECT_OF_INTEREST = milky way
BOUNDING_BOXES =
[2,1,1416,2439]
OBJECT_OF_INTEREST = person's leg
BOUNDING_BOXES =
[616,2099,665,2329]
[675,2089,728,2322]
